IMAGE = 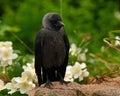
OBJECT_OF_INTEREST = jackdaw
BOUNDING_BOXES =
[35,13,69,88]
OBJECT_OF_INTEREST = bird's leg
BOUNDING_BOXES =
[44,70,53,89]
[44,79,53,88]
[57,70,70,85]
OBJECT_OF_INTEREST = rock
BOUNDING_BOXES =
[29,77,120,96]
[34,82,85,96]
[93,88,120,96]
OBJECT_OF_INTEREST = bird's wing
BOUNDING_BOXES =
[60,32,70,78]
[64,33,70,53]
[64,33,70,66]
[34,29,44,85]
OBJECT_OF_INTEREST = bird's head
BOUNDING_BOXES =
[42,13,64,30]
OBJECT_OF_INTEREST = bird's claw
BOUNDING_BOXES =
[44,81,53,89]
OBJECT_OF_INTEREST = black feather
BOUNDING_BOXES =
[34,13,69,87]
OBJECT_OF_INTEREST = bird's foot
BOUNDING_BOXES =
[44,81,53,89]
[60,79,70,85]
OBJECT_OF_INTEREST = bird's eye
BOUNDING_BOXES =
[50,19,57,24]
[50,16,61,24]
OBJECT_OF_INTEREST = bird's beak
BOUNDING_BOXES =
[58,21,65,26]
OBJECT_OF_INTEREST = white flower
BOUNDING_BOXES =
[77,53,86,61]
[23,63,34,72]
[15,77,27,83]
[6,83,17,94]
[17,81,35,94]
[22,71,34,81]
[22,62,37,82]
[69,43,77,55]
[71,62,83,79]
[64,66,74,82]
[71,62,89,81]
[69,43,81,56]
[114,11,120,20]
[0,48,3,59]
[0,80,5,91]
[80,63,86,69]
[15,76,35,94]
[69,43,88,62]
[0,41,18,61]
[4,59,37,94]
[1,47,12,61]
[1,59,14,67]
[0,41,18,73]
[5,78,18,94]
[0,41,12,47]
[115,36,120,46]
[77,48,88,61]
[82,69,89,77]
[78,69,89,81]
[6,75,36,94]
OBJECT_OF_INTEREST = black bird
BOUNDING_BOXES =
[35,13,69,88]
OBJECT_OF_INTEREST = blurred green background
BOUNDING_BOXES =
[0,0,120,78]
[0,0,120,53]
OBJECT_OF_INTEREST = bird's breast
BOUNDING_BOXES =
[42,32,66,68]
